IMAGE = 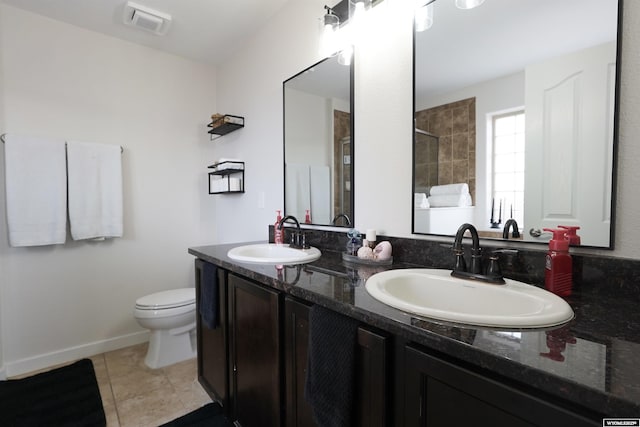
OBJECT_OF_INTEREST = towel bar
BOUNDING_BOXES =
[0,134,123,153]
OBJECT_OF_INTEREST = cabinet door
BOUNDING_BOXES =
[229,273,282,427]
[403,345,599,427]
[355,327,388,427]
[195,260,229,408]
[284,298,389,427]
[284,297,315,427]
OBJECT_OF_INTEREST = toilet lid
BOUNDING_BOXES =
[135,288,195,310]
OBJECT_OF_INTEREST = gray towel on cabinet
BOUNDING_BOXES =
[304,304,359,427]
[199,262,219,329]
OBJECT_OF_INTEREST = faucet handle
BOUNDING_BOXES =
[453,249,466,272]
[299,231,310,249]
[490,249,519,269]
[486,254,502,277]
[289,231,299,248]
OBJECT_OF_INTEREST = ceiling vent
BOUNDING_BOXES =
[123,2,172,35]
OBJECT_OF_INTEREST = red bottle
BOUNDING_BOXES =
[305,209,311,224]
[543,228,572,296]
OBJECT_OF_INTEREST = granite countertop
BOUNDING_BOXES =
[189,242,640,418]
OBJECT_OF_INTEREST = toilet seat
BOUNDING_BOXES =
[135,288,195,310]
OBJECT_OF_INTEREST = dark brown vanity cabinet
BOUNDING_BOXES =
[402,345,599,427]
[195,263,282,427]
[196,261,601,427]
[194,259,229,408]
[228,273,282,427]
[284,296,390,427]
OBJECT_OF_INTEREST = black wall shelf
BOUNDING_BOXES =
[208,161,245,194]
[208,115,244,140]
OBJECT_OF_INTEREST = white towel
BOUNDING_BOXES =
[310,165,330,224]
[4,135,67,247]
[67,141,123,240]
[429,183,469,196]
[428,193,472,207]
[285,163,311,220]
[414,193,430,208]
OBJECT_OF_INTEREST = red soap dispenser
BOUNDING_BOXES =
[305,209,311,224]
[274,210,284,245]
[543,228,573,296]
[558,225,581,246]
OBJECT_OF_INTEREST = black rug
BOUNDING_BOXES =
[160,402,233,427]
[0,358,106,427]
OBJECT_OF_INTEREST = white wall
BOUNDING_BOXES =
[284,88,331,166]
[0,4,217,375]
[0,2,5,379]
[211,0,328,243]
[606,0,640,258]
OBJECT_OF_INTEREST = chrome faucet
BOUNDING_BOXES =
[332,213,351,226]
[502,219,521,239]
[451,223,505,284]
[277,215,309,249]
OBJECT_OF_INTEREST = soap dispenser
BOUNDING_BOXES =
[543,228,572,296]
[274,210,284,245]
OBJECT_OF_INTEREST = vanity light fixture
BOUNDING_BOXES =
[321,5,341,57]
[320,0,374,65]
[455,0,485,10]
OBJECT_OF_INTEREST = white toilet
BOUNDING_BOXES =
[134,288,197,369]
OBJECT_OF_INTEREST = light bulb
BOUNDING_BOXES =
[338,46,353,66]
[415,3,434,31]
[455,0,485,10]
[321,9,340,57]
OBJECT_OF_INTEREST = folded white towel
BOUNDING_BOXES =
[67,141,123,240]
[414,193,430,208]
[4,135,67,247]
[285,163,311,220]
[430,183,469,196]
[428,193,472,207]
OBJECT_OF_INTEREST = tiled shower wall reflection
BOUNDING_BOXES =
[333,110,351,220]
[415,97,476,202]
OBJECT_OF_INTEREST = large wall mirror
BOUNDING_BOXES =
[284,55,354,227]
[413,0,621,248]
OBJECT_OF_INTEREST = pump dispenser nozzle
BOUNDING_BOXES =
[543,228,570,251]
[558,225,581,246]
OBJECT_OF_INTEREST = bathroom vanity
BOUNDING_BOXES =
[190,241,640,426]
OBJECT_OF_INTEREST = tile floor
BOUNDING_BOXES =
[97,343,212,426]
[15,343,213,427]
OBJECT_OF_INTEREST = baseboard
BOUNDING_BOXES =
[5,331,150,378]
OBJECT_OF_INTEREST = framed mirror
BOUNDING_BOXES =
[412,0,621,248]
[284,55,354,227]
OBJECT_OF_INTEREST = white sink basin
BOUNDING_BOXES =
[227,243,321,265]
[365,269,574,328]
